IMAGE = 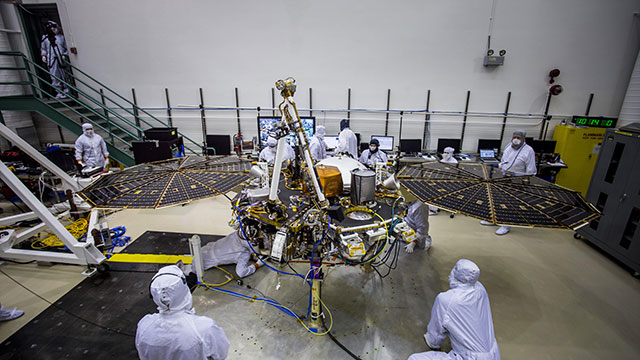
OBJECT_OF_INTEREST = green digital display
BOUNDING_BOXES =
[571,116,617,128]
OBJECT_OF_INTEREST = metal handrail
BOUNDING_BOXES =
[0,52,132,148]
[21,68,132,148]
[20,55,141,140]
[60,59,201,154]
[0,51,200,155]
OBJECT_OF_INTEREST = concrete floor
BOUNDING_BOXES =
[1,195,640,359]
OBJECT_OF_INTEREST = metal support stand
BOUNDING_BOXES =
[0,161,105,270]
[0,122,81,192]
[189,235,204,283]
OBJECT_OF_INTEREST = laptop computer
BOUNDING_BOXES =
[324,136,339,150]
[479,149,499,163]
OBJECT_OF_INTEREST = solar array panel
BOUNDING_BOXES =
[79,155,250,209]
[400,162,600,229]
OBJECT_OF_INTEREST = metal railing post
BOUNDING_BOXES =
[165,88,173,127]
[100,88,115,146]
[131,88,142,138]
[199,88,207,154]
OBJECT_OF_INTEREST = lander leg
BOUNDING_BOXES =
[308,256,323,332]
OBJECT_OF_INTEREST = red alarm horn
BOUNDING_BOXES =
[549,84,563,95]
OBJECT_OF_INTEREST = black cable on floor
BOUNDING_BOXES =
[322,316,362,360]
[0,268,135,338]
[0,258,36,264]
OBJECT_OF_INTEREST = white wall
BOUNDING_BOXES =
[19,0,640,151]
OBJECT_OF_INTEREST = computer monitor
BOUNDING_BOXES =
[400,139,422,154]
[257,116,315,149]
[206,134,231,155]
[437,138,461,154]
[530,140,557,154]
[371,135,394,151]
[479,149,495,158]
[324,136,339,149]
[477,139,502,154]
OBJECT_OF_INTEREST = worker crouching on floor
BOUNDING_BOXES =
[184,230,265,279]
[408,259,500,360]
[136,265,230,360]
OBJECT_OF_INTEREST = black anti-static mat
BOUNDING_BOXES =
[108,231,223,272]
[0,231,224,360]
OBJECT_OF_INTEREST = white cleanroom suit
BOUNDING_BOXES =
[482,129,536,235]
[259,136,294,164]
[309,125,327,161]
[200,231,261,278]
[359,138,388,166]
[336,119,358,158]
[408,259,500,360]
[404,201,432,252]
[136,265,230,360]
[440,146,458,164]
[40,21,68,98]
[75,123,109,168]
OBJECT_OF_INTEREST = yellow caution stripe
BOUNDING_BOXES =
[107,253,193,264]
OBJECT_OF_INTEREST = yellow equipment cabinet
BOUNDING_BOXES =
[552,124,606,196]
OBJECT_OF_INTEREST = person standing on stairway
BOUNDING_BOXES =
[40,20,69,99]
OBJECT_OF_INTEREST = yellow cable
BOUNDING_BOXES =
[294,286,334,336]
[31,218,88,249]
[200,275,333,335]
[200,266,234,287]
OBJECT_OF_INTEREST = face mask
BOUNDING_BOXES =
[85,129,94,137]
[369,145,378,153]
[512,138,521,146]
[443,153,452,160]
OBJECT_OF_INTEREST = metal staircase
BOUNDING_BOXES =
[0,51,202,167]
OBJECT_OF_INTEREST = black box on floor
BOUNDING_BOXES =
[144,127,178,141]
[45,148,76,172]
[133,137,184,164]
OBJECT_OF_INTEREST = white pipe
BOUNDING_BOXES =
[285,98,325,203]
[0,123,81,192]
[268,137,287,201]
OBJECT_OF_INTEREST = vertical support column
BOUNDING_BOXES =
[309,88,313,117]
[499,91,511,145]
[347,88,351,120]
[585,93,594,116]
[422,90,431,149]
[0,111,10,148]
[199,88,207,154]
[57,126,65,144]
[271,88,276,116]
[460,90,471,149]
[100,88,114,146]
[235,87,241,137]
[384,89,391,136]
[66,189,79,221]
[131,88,142,138]
[539,92,552,139]
[398,111,404,141]
[165,88,173,127]
[22,55,38,98]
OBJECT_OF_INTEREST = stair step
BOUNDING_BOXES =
[43,98,75,108]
